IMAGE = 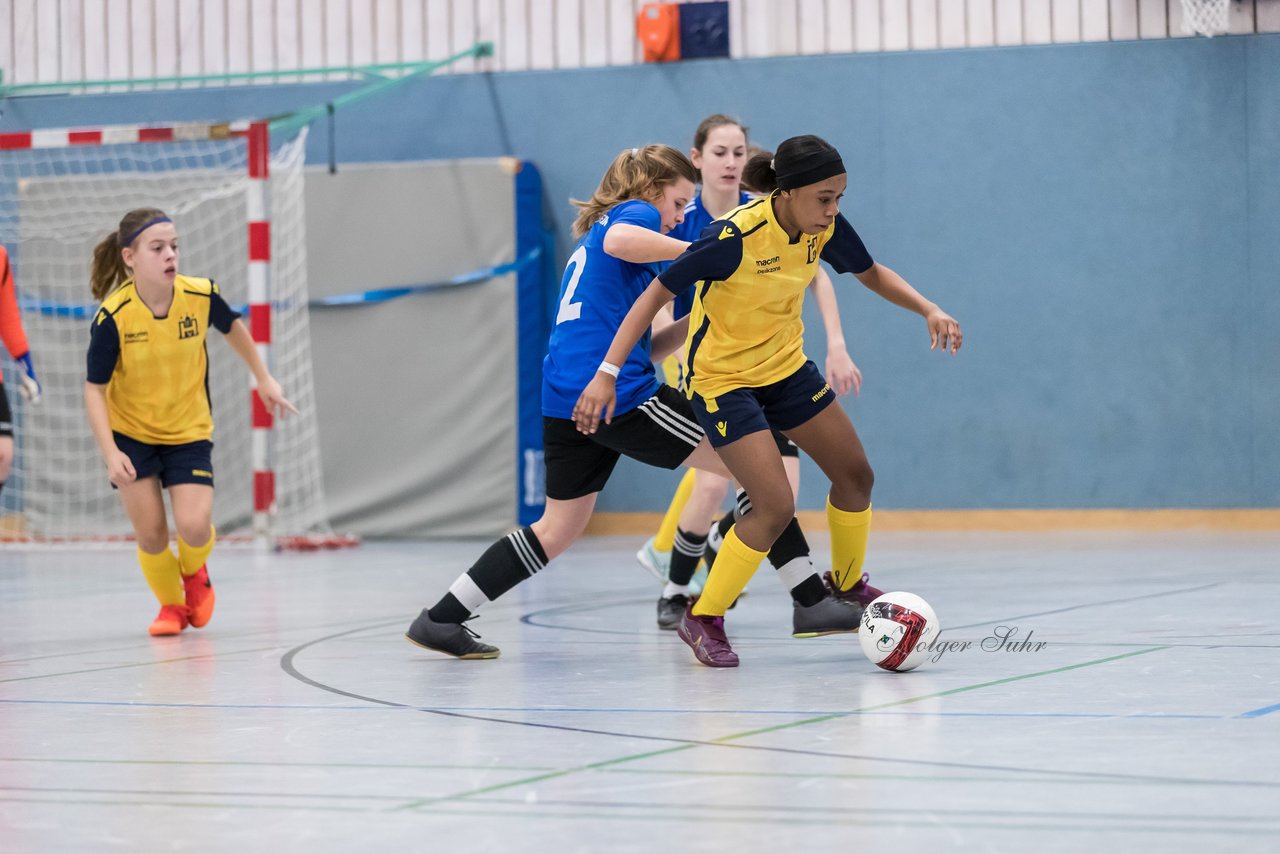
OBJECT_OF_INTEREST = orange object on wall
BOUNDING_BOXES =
[637,3,681,63]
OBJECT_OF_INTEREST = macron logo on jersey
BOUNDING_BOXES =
[718,226,735,241]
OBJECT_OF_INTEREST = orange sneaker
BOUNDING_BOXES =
[149,604,190,636]
[183,565,216,628]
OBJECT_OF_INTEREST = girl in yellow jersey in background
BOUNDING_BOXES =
[576,136,962,667]
[85,208,298,636]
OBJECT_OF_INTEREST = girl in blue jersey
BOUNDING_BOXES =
[85,208,298,636]
[405,145,735,660]
[641,116,871,637]
[576,135,963,667]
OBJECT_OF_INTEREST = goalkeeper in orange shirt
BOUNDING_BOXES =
[0,244,42,497]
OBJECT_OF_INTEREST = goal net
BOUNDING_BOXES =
[0,122,336,546]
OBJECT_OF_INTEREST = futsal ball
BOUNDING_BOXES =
[859,592,940,672]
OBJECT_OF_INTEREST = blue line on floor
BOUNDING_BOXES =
[1237,702,1280,719]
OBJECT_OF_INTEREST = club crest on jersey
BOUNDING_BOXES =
[178,314,199,340]
[807,236,819,263]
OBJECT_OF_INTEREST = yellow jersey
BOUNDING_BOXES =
[86,275,241,444]
[657,195,873,400]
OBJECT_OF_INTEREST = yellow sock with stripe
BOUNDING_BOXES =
[138,546,184,606]
[828,499,872,591]
[177,525,216,577]
[654,468,697,552]
[692,527,766,617]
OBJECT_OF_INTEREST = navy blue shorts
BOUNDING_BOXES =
[113,432,214,488]
[691,361,835,449]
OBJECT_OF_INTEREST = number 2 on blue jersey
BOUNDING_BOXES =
[555,245,588,325]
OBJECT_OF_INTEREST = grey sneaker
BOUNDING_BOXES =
[677,605,739,667]
[405,610,500,659]
[825,570,884,608]
[657,593,690,630]
[793,594,863,638]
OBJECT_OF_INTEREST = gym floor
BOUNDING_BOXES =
[2,530,1277,852]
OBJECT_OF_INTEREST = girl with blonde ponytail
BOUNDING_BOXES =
[85,208,298,637]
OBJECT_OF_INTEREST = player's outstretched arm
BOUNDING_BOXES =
[602,225,689,264]
[853,262,962,355]
[807,266,861,395]
[573,279,675,433]
[222,319,301,418]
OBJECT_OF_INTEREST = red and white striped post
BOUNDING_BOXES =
[245,121,275,547]
[1,119,280,545]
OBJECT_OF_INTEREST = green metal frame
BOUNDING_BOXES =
[0,42,494,121]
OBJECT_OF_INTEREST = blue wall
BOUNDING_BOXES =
[4,35,1276,510]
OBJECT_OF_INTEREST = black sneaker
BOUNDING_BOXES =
[405,610,500,659]
[656,593,690,630]
[792,594,863,638]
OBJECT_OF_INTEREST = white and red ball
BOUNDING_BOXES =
[859,592,940,672]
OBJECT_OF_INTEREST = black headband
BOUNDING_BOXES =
[775,149,845,190]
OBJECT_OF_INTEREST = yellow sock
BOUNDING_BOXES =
[692,527,766,617]
[654,469,696,552]
[177,525,216,577]
[828,499,872,591]
[138,546,184,606]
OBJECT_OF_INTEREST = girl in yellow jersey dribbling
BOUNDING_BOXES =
[576,135,963,667]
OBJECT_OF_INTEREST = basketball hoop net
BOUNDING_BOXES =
[1181,0,1229,37]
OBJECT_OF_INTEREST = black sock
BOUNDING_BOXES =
[669,527,708,586]
[427,527,548,623]
[768,517,825,607]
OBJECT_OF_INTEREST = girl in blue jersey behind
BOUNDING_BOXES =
[85,208,298,636]
[641,116,870,637]
[576,135,963,667]
[405,145,734,659]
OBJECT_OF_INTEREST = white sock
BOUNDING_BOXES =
[662,581,691,598]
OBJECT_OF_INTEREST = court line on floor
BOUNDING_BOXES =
[1238,702,1280,719]
[517,582,1221,639]
[4,792,1277,835]
[0,757,1240,786]
[0,697,1230,720]
[0,641,301,685]
[3,785,1277,834]
[281,629,1277,799]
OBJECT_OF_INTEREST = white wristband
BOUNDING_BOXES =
[597,361,621,378]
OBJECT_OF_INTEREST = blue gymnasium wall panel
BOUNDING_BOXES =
[3,35,1276,511]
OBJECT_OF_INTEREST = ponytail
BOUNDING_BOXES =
[742,151,778,195]
[89,233,128,301]
[571,145,697,238]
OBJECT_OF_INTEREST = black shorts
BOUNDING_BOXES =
[543,384,703,500]
[772,429,799,458]
[113,432,215,488]
[0,383,10,438]
[692,361,835,449]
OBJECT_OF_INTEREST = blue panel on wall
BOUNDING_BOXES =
[679,2,730,60]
